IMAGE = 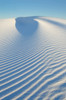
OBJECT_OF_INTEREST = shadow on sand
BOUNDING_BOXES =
[42,18,66,29]
[15,17,38,38]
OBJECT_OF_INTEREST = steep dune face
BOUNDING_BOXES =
[0,17,66,100]
[15,17,38,37]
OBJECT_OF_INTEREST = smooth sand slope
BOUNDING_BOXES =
[0,16,66,100]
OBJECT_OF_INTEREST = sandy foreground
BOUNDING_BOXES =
[0,16,66,100]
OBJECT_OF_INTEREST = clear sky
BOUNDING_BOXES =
[0,0,66,19]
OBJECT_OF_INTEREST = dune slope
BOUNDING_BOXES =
[0,17,66,100]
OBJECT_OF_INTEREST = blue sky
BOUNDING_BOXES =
[0,0,66,19]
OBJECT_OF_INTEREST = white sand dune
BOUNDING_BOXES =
[0,16,66,100]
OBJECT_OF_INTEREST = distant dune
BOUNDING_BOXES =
[0,17,66,100]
